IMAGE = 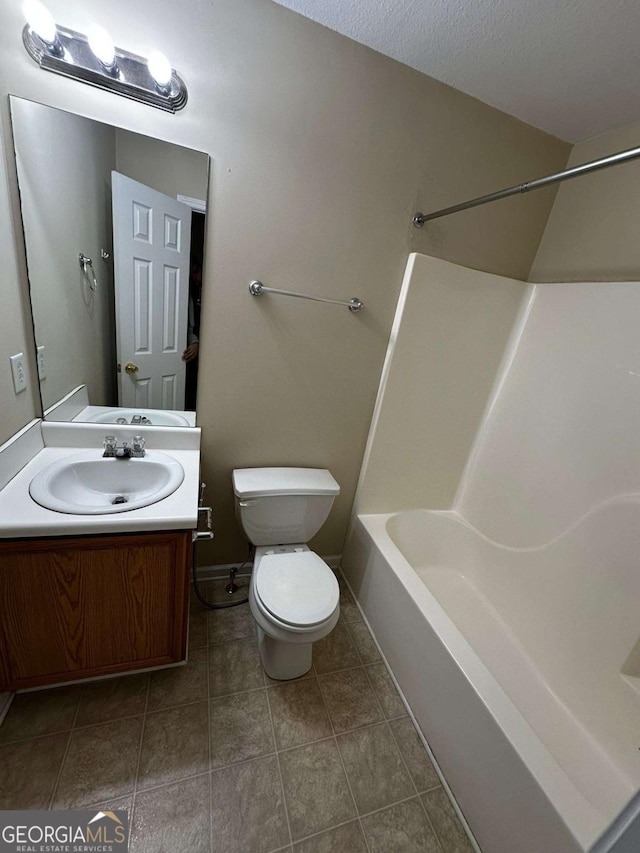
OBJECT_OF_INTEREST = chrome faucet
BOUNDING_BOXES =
[103,435,146,459]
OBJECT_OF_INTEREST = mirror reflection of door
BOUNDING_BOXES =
[8,97,209,425]
[112,172,192,411]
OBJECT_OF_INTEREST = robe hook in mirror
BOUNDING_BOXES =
[79,252,98,291]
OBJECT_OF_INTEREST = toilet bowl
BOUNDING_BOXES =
[232,467,341,680]
[250,544,339,679]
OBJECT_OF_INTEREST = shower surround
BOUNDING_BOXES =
[343,254,640,852]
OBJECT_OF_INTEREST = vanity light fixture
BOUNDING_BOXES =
[87,24,117,74]
[21,1,188,112]
[147,50,172,92]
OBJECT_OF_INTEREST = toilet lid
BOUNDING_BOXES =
[255,551,339,627]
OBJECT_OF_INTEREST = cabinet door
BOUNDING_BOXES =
[0,530,191,691]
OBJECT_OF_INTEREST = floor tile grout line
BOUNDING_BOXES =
[208,769,213,853]
[361,660,407,722]
[0,725,74,748]
[77,780,427,844]
[210,749,277,778]
[338,565,457,852]
[206,621,213,853]
[70,683,86,731]
[360,791,434,822]
[290,792,434,849]
[47,685,84,809]
[209,684,268,701]
[358,656,389,725]
[72,709,146,731]
[385,717,420,797]
[314,670,370,853]
[265,669,407,750]
[418,793,446,853]
[0,693,164,748]
[47,730,73,809]
[264,683,294,849]
[47,690,213,733]
[346,619,362,664]
[285,814,366,849]
[304,710,390,745]
[275,732,334,757]
[207,632,257,648]
[340,576,442,850]
[344,569,446,853]
[129,673,151,830]
[209,666,371,700]
[327,653,406,851]
[385,717,445,853]
[307,661,367,680]
[342,618,367,668]
[129,768,211,799]
[335,575,441,850]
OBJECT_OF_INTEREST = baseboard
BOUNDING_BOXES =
[195,561,252,581]
[195,553,342,581]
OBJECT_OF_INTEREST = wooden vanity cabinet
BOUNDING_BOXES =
[0,529,191,691]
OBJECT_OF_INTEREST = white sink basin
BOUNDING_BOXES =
[87,408,191,426]
[29,450,185,514]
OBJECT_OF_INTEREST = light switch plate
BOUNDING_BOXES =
[9,352,28,394]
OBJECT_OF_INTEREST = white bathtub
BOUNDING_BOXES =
[342,505,640,853]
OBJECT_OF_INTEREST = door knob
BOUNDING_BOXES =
[124,362,139,374]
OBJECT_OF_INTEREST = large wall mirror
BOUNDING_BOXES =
[9,96,209,427]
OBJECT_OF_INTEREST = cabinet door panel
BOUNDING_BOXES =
[0,530,190,690]
[0,551,87,679]
[81,542,176,666]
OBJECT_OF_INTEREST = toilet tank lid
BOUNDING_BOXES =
[232,467,340,498]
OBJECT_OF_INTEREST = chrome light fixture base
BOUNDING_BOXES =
[22,24,188,113]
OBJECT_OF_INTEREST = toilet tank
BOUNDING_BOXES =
[232,467,340,546]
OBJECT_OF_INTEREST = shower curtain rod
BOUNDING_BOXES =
[412,145,640,227]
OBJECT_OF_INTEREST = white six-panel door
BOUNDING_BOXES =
[112,171,192,410]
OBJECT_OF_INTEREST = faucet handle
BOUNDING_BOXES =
[131,435,146,457]
[103,435,117,457]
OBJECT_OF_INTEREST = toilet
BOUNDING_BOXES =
[232,467,341,680]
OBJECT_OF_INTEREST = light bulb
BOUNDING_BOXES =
[147,50,172,87]
[22,0,57,45]
[88,24,116,69]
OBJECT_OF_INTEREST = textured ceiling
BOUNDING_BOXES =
[272,0,640,142]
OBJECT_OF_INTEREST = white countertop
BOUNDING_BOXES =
[73,405,197,428]
[0,421,201,539]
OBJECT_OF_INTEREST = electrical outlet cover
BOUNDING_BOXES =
[9,352,27,394]
[37,345,46,380]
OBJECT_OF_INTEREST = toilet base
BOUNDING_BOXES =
[256,625,313,680]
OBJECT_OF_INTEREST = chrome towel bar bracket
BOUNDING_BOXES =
[249,280,363,312]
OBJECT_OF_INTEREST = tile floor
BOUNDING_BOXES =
[0,571,475,853]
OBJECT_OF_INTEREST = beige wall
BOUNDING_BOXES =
[355,254,527,514]
[115,129,208,202]
[0,129,39,439]
[530,120,640,281]
[0,0,568,561]
[11,100,117,411]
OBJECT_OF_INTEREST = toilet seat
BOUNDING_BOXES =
[254,551,339,628]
